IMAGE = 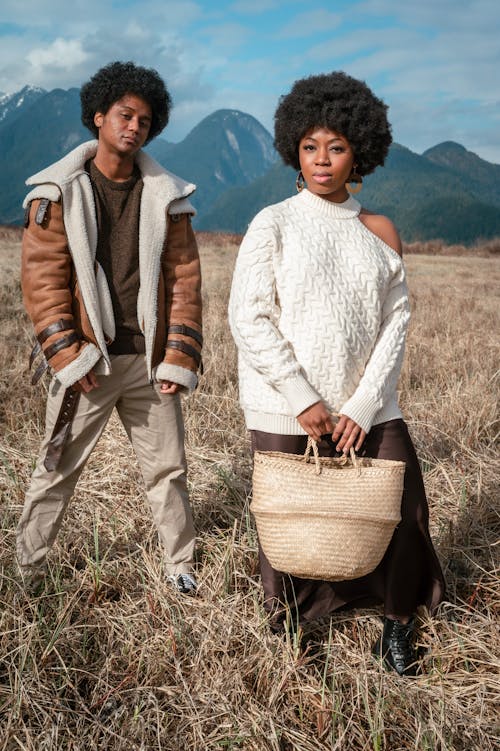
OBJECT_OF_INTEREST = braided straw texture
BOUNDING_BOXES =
[251,445,405,581]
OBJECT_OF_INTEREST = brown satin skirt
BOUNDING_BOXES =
[251,419,445,631]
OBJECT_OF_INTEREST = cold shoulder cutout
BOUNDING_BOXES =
[358,210,402,256]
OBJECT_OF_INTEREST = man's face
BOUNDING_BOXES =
[94,94,152,156]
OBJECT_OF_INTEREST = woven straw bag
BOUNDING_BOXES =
[251,438,405,581]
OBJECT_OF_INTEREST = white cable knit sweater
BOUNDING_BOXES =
[228,190,410,435]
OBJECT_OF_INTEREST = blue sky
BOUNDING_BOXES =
[1,0,498,162]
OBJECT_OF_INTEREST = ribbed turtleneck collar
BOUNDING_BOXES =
[295,189,361,218]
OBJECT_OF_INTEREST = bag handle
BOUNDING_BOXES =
[304,437,358,476]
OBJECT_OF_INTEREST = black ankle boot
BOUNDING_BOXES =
[372,617,419,676]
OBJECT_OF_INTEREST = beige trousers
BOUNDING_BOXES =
[16,355,195,574]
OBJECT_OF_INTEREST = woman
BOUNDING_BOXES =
[228,72,445,676]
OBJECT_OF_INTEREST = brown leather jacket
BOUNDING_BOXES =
[22,186,202,391]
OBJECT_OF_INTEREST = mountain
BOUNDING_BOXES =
[0,88,89,224]
[360,143,500,243]
[0,84,499,244]
[200,142,500,244]
[147,109,277,217]
[198,161,295,232]
[146,138,176,163]
[0,85,46,131]
[423,141,500,206]
[0,93,276,225]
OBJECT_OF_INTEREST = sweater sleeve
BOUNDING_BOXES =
[228,211,320,417]
[339,262,410,433]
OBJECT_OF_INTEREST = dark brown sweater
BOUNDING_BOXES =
[88,159,145,354]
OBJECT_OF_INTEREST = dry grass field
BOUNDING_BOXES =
[0,227,499,750]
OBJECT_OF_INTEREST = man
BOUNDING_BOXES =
[17,61,202,594]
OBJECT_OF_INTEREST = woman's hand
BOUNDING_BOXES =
[332,414,366,454]
[297,401,335,441]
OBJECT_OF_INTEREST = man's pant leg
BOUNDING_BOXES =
[16,375,117,569]
[115,356,196,575]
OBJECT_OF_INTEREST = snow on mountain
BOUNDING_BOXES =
[0,85,46,126]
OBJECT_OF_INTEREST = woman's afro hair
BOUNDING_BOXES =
[274,71,392,175]
[80,61,172,143]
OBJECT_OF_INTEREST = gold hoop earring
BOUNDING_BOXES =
[346,167,363,194]
[296,171,305,192]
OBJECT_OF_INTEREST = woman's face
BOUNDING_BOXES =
[298,126,355,203]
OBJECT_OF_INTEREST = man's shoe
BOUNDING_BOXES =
[372,617,420,676]
[167,573,198,594]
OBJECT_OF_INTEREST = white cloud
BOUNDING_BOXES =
[0,0,498,160]
[0,16,212,96]
[26,38,88,71]
[0,0,203,28]
[292,4,498,159]
[122,21,150,42]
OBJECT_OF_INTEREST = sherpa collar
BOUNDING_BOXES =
[23,140,197,382]
[25,140,196,207]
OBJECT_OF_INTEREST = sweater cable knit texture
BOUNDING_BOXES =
[228,190,410,435]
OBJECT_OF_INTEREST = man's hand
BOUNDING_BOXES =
[72,369,99,393]
[297,401,335,441]
[332,414,366,454]
[159,380,182,394]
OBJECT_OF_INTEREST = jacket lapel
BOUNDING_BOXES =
[136,150,195,378]
[24,141,196,380]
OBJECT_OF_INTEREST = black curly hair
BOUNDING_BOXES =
[274,71,392,175]
[80,61,172,143]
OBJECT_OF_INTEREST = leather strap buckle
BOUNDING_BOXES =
[167,324,203,347]
[166,339,202,367]
[44,332,79,361]
[37,318,74,345]
[35,198,50,226]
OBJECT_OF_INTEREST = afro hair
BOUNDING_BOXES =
[274,71,392,175]
[80,61,172,143]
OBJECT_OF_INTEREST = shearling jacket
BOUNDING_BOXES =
[22,141,202,391]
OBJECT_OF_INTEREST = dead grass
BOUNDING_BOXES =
[403,238,500,257]
[0,233,499,750]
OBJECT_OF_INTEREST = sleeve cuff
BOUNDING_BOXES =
[155,362,198,393]
[339,389,381,434]
[276,373,321,417]
[54,343,102,387]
